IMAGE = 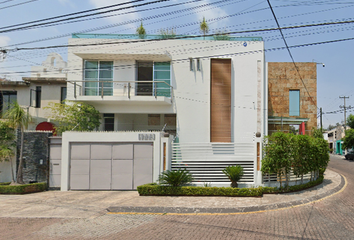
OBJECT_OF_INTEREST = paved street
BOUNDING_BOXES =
[1,154,354,239]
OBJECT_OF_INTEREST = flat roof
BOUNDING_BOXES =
[72,33,263,42]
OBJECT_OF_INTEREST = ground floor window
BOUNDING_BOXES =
[104,113,115,131]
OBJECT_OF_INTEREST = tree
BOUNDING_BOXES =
[4,102,31,184]
[347,114,354,129]
[46,101,101,135]
[136,21,146,39]
[292,134,312,184]
[213,31,230,41]
[159,28,176,39]
[327,124,336,131]
[200,17,209,40]
[311,127,324,139]
[0,121,16,183]
[262,131,293,187]
[342,129,354,149]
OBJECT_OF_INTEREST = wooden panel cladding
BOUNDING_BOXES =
[210,59,232,142]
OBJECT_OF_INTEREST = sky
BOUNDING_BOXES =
[1,0,354,129]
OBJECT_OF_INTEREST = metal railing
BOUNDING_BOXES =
[68,80,173,100]
[171,143,255,183]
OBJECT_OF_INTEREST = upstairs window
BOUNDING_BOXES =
[35,86,41,108]
[84,61,113,96]
[0,91,17,116]
[61,87,67,103]
[289,90,300,116]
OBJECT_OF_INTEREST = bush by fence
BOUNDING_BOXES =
[0,182,47,194]
[262,132,329,187]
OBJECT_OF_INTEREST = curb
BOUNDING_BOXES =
[107,174,346,215]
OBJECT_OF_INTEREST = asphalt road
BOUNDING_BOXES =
[1,154,354,240]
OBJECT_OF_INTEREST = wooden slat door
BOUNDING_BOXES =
[210,59,231,142]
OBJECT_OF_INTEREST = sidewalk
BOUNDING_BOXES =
[0,169,344,218]
[108,169,344,214]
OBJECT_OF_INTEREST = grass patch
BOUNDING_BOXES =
[0,182,11,186]
[0,182,47,194]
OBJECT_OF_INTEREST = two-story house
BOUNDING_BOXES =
[0,53,67,131]
[58,34,267,190]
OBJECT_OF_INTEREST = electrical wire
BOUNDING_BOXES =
[267,0,319,110]
[0,0,146,30]
[0,0,173,33]
[0,0,37,10]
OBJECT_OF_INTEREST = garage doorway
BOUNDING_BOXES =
[69,142,153,190]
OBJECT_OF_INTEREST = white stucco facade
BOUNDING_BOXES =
[66,35,266,144]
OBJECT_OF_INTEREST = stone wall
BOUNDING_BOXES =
[268,62,317,135]
[17,130,52,183]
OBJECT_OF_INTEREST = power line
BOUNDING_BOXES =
[6,19,354,52]
[3,35,354,76]
[0,0,174,34]
[266,0,319,110]
[0,0,146,30]
[0,0,37,10]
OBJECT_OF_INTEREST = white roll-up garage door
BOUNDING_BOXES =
[69,142,153,190]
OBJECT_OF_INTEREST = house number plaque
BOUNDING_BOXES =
[138,134,155,141]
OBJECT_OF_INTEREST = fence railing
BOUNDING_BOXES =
[171,143,255,183]
[68,80,173,99]
[262,170,319,187]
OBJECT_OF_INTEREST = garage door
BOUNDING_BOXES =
[70,142,153,190]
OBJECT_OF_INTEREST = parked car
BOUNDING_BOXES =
[345,150,354,160]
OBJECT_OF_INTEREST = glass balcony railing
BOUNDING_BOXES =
[68,80,173,99]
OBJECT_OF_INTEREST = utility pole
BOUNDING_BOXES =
[320,107,323,130]
[339,96,350,130]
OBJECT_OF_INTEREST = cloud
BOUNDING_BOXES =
[0,36,10,48]
[88,0,141,31]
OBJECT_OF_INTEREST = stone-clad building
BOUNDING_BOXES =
[267,62,317,135]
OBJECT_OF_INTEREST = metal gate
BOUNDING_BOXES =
[49,137,62,188]
[69,142,153,190]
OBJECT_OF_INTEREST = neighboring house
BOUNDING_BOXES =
[0,53,66,183]
[57,33,267,190]
[0,53,67,131]
[327,125,349,155]
[267,62,317,135]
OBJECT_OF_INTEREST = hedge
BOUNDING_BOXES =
[137,184,263,197]
[0,182,47,194]
[138,176,324,197]
[262,175,324,194]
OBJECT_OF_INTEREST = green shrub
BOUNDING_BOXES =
[138,176,324,197]
[158,169,193,187]
[262,176,324,194]
[137,184,263,197]
[0,182,47,194]
[222,165,243,188]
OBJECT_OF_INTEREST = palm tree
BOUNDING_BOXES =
[200,17,209,40]
[136,21,146,39]
[4,102,31,184]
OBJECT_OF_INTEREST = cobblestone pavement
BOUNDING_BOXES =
[1,154,354,240]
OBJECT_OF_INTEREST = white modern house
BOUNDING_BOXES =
[56,34,267,191]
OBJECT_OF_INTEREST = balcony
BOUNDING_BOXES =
[68,80,173,106]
